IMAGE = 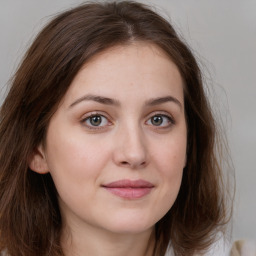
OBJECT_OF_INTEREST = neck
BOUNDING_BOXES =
[61,223,155,256]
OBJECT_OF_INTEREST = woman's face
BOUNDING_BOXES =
[31,42,187,235]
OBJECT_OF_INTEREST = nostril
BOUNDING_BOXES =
[121,161,129,166]
[120,160,147,168]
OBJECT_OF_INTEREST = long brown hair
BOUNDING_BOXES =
[0,1,232,255]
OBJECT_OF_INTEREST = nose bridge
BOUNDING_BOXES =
[114,119,148,168]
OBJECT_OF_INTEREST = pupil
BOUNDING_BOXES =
[152,116,163,126]
[91,116,101,126]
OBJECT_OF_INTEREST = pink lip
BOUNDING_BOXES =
[102,179,154,199]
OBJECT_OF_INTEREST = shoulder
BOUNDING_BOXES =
[230,240,256,256]
[165,235,231,256]
[205,236,231,256]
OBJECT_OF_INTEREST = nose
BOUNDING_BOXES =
[113,124,148,169]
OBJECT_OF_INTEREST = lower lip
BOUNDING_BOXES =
[104,187,153,199]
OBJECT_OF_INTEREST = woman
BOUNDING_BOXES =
[0,1,232,255]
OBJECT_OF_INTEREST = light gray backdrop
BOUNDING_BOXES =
[0,0,255,242]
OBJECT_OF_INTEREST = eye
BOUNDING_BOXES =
[146,114,174,128]
[82,114,110,128]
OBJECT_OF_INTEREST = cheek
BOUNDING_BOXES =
[45,127,111,175]
[152,136,186,173]
[150,134,186,196]
[44,132,113,206]
[158,148,184,190]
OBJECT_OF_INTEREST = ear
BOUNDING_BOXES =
[28,144,49,174]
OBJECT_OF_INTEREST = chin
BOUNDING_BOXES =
[101,212,159,235]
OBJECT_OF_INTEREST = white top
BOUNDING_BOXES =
[165,236,231,256]
[0,237,232,256]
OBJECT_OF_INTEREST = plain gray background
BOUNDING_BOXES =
[0,0,255,242]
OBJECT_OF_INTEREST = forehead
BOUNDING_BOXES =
[61,42,184,106]
[82,42,178,75]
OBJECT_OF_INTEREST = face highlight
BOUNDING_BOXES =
[30,42,187,237]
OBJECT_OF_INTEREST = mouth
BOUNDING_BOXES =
[101,179,154,199]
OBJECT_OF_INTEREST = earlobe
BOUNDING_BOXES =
[28,144,49,174]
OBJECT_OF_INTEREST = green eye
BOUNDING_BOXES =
[83,114,109,127]
[151,115,164,126]
[146,114,173,128]
[89,115,102,126]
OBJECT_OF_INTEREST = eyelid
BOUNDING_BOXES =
[145,111,175,127]
[80,111,113,130]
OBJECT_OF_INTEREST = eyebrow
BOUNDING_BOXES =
[69,94,182,109]
[145,96,182,109]
[69,94,120,108]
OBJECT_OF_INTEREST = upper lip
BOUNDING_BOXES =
[102,179,154,188]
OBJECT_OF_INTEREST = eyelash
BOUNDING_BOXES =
[80,112,175,130]
[145,112,175,128]
[81,112,112,130]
